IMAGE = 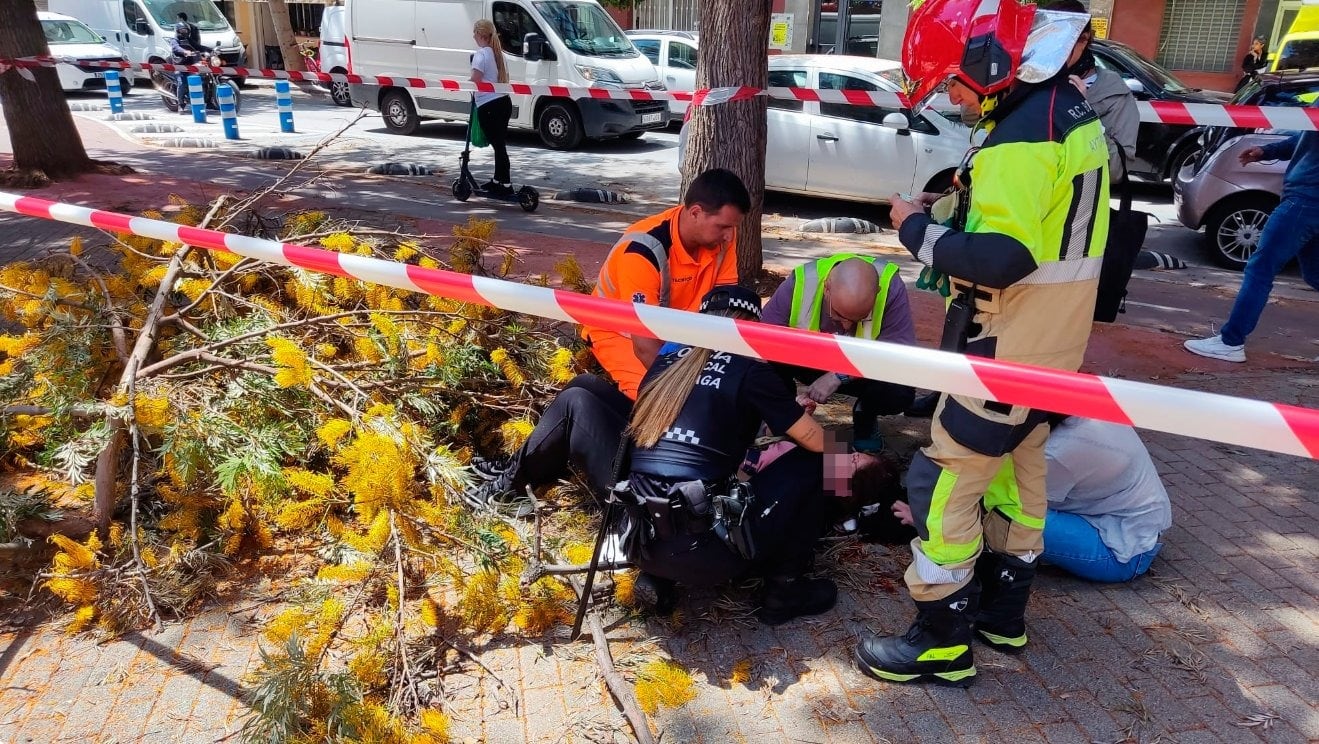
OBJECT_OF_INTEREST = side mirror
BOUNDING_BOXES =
[1124,78,1147,96]
[135,19,152,36]
[881,111,910,133]
[524,33,550,62]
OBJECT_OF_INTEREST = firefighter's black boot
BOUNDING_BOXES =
[854,582,979,688]
[974,551,1036,654]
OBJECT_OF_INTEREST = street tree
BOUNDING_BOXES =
[268,0,306,73]
[679,0,772,282]
[0,0,95,184]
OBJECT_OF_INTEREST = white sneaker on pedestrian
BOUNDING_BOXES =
[1184,334,1246,363]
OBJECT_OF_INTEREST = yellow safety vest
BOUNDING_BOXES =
[787,254,900,340]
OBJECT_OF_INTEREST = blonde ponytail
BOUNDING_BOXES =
[473,19,509,84]
[627,348,711,448]
[626,307,757,449]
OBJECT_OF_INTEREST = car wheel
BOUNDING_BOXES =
[330,68,352,107]
[923,169,955,196]
[1204,195,1276,270]
[381,90,420,135]
[538,103,583,149]
[1167,145,1201,181]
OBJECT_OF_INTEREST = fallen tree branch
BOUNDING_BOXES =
[568,575,655,744]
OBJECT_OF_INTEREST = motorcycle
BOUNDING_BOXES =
[153,51,242,114]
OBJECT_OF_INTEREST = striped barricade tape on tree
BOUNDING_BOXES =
[6,55,1319,130]
[0,191,1315,459]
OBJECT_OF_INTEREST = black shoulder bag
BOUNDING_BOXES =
[1094,148,1150,323]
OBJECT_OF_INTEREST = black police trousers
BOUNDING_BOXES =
[506,373,632,498]
[630,447,829,587]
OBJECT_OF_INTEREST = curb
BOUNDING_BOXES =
[253,147,305,160]
[365,163,435,176]
[800,217,884,234]
[552,188,628,204]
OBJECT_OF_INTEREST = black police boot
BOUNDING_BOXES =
[974,551,1036,654]
[631,572,677,615]
[854,582,979,688]
[757,575,838,626]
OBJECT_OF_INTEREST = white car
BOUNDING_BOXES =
[39,11,132,94]
[626,30,698,123]
[682,55,973,204]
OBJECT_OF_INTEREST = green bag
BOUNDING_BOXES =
[469,102,489,148]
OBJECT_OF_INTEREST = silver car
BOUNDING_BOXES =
[1174,133,1286,270]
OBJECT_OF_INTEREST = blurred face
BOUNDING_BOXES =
[824,451,878,496]
[473,28,491,47]
[946,79,982,116]
[823,282,870,333]
[681,203,743,249]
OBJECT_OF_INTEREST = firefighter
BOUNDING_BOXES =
[853,0,1109,687]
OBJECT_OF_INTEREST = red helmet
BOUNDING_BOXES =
[902,0,1037,112]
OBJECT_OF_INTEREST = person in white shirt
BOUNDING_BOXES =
[895,416,1171,583]
[471,19,513,196]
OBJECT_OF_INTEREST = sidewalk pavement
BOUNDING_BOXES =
[2,124,1317,744]
[1,368,1315,744]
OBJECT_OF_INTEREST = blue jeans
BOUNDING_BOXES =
[1220,196,1319,347]
[1042,509,1160,583]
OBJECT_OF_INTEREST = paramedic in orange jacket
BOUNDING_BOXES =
[582,168,747,398]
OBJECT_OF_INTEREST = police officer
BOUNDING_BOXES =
[761,254,916,449]
[620,286,836,625]
[854,1,1108,687]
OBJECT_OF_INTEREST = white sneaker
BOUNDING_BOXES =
[1184,334,1246,363]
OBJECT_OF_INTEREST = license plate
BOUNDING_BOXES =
[641,113,663,125]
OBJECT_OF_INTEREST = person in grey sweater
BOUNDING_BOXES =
[1046,1,1139,183]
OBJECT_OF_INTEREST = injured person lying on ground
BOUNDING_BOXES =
[464,285,910,624]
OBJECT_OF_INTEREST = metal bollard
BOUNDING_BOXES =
[218,83,239,140]
[105,70,124,114]
[188,74,206,123]
[274,79,295,133]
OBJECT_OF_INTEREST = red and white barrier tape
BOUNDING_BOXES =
[7,55,1319,130]
[1,191,1315,459]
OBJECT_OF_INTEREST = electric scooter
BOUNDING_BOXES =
[451,98,539,212]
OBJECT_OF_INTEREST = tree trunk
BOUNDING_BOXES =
[268,0,306,73]
[0,0,94,179]
[679,0,771,284]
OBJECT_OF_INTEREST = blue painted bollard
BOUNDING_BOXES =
[218,83,239,140]
[275,79,295,133]
[187,74,206,123]
[105,70,124,114]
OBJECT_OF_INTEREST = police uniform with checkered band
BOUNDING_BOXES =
[626,338,831,591]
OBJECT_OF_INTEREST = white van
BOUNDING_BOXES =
[318,5,353,106]
[48,0,246,84]
[38,11,133,93]
[345,0,668,149]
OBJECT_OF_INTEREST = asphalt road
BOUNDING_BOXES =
[63,83,1209,262]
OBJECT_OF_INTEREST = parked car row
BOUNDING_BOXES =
[1175,71,1319,270]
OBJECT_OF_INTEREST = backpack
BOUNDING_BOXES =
[1094,148,1149,323]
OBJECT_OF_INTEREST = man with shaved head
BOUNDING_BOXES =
[761,254,916,450]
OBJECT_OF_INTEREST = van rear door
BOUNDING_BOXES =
[350,0,419,77]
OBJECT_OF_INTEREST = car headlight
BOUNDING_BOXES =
[575,64,623,87]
